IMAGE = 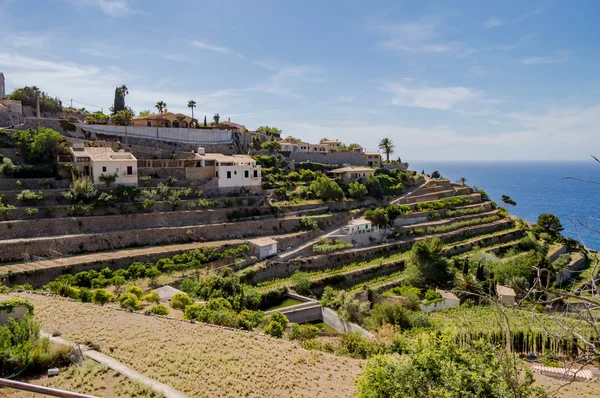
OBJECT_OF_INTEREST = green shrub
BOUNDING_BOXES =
[141,291,160,304]
[348,181,368,200]
[237,309,264,331]
[299,216,320,231]
[140,176,152,186]
[25,207,39,216]
[92,289,113,305]
[16,190,45,203]
[267,311,289,330]
[170,292,193,310]
[77,288,93,303]
[312,238,353,253]
[291,271,312,295]
[310,176,344,201]
[287,324,319,341]
[126,285,143,298]
[119,292,142,311]
[145,304,169,316]
[264,321,285,338]
[337,332,387,359]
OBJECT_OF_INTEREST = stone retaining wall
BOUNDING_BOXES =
[0,214,343,262]
[556,254,587,286]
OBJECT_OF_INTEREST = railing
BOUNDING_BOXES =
[0,378,97,397]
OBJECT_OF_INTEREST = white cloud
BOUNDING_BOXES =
[381,82,482,111]
[484,18,504,29]
[522,51,568,65]
[190,40,234,55]
[374,20,470,55]
[71,0,139,17]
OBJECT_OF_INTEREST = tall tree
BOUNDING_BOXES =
[213,113,220,125]
[378,138,395,162]
[155,101,167,144]
[203,115,207,127]
[112,85,128,114]
[458,176,467,186]
[187,100,196,127]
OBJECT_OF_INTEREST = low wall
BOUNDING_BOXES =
[0,304,28,325]
[0,214,342,262]
[556,255,587,286]
[549,245,567,262]
[78,125,233,144]
[0,206,272,239]
[276,304,323,324]
[287,151,367,166]
[321,307,375,338]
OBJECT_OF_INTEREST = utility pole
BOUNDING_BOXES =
[70,99,73,108]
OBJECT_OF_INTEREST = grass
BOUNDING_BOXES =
[264,297,304,311]
[13,293,363,398]
[4,360,162,398]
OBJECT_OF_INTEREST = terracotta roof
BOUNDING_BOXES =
[133,112,192,121]
[496,284,516,297]
[330,167,375,173]
[194,153,254,164]
[248,237,278,247]
[365,152,381,156]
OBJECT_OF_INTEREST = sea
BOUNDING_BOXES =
[408,161,600,251]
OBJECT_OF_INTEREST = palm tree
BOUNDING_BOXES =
[458,177,467,186]
[187,100,196,127]
[117,85,129,99]
[378,138,395,162]
[155,101,166,144]
[213,113,220,125]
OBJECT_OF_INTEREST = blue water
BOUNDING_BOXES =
[409,161,600,250]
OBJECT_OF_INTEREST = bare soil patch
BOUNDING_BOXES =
[13,293,364,398]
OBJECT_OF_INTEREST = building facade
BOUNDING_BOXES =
[329,167,376,182]
[69,144,138,186]
[193,151,261,190]
[248,237,278,258]
[279,136,329,153]
[364,152,382,168]
[132,112,195,128]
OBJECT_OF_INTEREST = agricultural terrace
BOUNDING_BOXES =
[11,293,364,398]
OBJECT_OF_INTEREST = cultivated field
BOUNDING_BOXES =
[0,360,161,398]
[13,293,364,398]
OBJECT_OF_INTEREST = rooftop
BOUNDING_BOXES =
[70,146,136,161]
[248,237,278,247]
[330,167,375,173]
[436,289,460,301]
[132,112,192,121]
[496,284,516,297]
[194,152,254,164]
[348,217,371,226]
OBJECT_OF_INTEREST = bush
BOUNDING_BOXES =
[264,321,285,338]
[291,271,312,295]
[287,324,319,341]
[267,311,289,330]
[92,289,113,305]
[140,175,152,186]
[119,293,142,311]
[16,190,45,203]
[77,288,93,303]
[337,332,387,359]
[126,285,143,298]
[170,292,193,310]
[310,176,344,201]
[145,304,169,316]
[25,207,39,216]
[299,216,320,231]
[141,291,160,304]
[313,238,353,253]
[348,181,368,200]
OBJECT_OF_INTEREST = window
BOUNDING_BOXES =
[253,170,258,178]
[234,171,237,175]
[127,166,133,175]
[245,170,249,178]
[216,171,219,178]
[102,166,107,172]
[227,171,231,179]
[116,168,119,173]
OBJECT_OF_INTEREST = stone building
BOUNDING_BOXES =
[68,143,138,186]
[329,166,376,182]
[248,237,278,259]
[192,149,261,191]
[132,112,195,128]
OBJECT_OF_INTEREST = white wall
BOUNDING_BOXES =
[321,307,375,338]
[92,159,138,185]
[217,165,261,188]
[421,298,460,313]
[80,125,233,144]
[258,244,277,258]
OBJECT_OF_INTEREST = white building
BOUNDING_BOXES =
[193,150,261,191]
[69,143,138,186]
[421,290,461,313]
[497,284,516,305]
[343,218,375,235]
[248,237,278,258]
[329,167,376,182]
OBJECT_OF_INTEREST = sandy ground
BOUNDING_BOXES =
[0,360,161,397]
[13,293,364,398]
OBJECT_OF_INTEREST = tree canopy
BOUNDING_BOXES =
[256,126,281,136]
[404,237,453,287]
[310,176,344,201]
[8,86,62,113]
[378,138,395,162]
[535,213,563,237]
[12,127,65,164]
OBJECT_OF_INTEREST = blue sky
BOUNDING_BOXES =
[0,0,599,161]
